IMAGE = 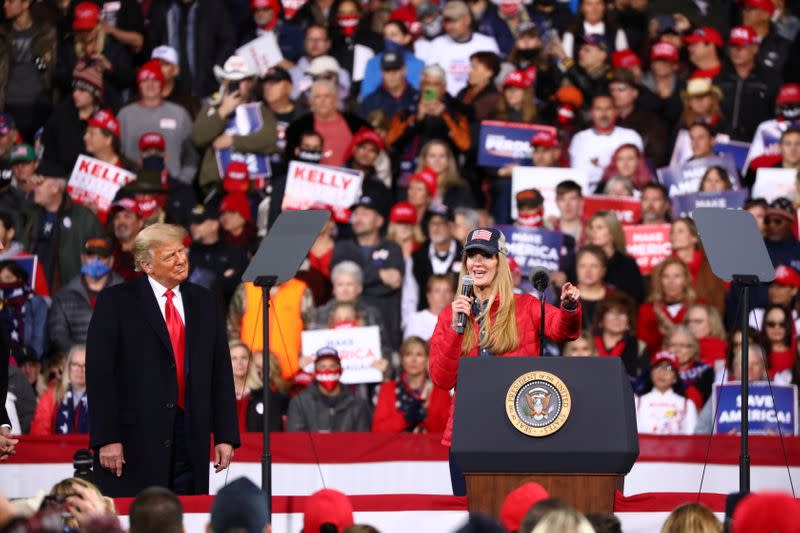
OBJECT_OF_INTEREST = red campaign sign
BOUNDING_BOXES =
[582,195,642,226]
[623,224,672,275]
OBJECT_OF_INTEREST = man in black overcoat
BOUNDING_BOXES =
[86,223,239,497]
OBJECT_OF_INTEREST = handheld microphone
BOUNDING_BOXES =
[455,275,474,334]
[529,267,550,293]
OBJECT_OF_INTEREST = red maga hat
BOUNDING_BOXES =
[139,132,165,152]
[88,109,120,137]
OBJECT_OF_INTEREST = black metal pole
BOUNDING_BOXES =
[255,275,278,522]
[539,292,545,357]
[740,283,750,493]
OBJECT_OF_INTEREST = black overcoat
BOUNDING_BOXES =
[86,276,240,497]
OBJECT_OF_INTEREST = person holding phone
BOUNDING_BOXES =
[385,64,471,185]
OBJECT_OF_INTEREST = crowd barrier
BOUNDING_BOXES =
[2,433,799,532]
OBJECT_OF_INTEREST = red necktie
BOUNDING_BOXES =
[164,290,186,409]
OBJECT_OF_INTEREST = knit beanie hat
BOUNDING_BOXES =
[72,60,104,100]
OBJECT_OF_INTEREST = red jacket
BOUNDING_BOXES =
[429,293,581,446]
[29,385,57,436]
[371,379,451,433]
[636,302,689,356]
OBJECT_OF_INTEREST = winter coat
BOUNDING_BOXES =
[371,378,451,433]
[0,18,58,110]
[429,293,581,445]
[21,196,105,293]
[148,0,236,98]
[191,102,278,194]
[286,384,372,432]
[39,98,89,173]
[48,272,124,354]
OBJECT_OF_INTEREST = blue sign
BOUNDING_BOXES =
[495,224,565,274]
[671,190,749,218]
[657,153,741,197]
[477,121,554,168]
[713,140,750,173]
[215,102,272,181]
[712,382,798,435]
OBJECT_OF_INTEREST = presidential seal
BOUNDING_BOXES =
[505,371,571,437]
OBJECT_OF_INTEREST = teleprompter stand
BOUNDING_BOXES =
[694,208,776,493]
[241,210,329,521]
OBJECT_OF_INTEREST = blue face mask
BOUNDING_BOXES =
[81,257,112,279]
[384,39,404,53]
[142,155,165,172]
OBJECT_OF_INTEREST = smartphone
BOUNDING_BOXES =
[422,86,438,103]
[546,28,559,43]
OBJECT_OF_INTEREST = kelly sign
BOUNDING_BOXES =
[301,326,383,384]
[712,382,798,435]
[67,155,136,223]
[657,153,741,197]
[282,161,363,211]
[582,195,641,225]
[478,121,556,168]
[623,224,672,275]
[495,224,565,273]
[671,190,749,218]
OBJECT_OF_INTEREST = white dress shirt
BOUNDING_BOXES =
[147,276,185,324]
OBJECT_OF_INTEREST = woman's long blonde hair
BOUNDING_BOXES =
[417,140,469,195]
[229,340,264,392]
[648,256,697,305]
[75,26,106,58]
[661,502,722,533]
[587,211,628,255]
[54,345,86,406]
[457,251,520,355]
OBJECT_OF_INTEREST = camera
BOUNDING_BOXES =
[73,449,93,483]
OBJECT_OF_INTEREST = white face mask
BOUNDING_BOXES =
[422,16,442,39]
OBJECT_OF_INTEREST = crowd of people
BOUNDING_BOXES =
[1,472,799,532]
[0,0,800,527]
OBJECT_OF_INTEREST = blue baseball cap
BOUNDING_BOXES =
[463,227,508,256]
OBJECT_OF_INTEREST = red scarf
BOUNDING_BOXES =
[595,336,626,358]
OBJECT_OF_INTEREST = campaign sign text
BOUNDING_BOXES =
[657,153,741,197]
[301,326,383,384]
[712,382,798,435]
[671,190,749,218]
[623,224,672,275]
[495,224,564,274]
[67,155,136,224]
[582,195,642,225]
[282,161,364,211]
[478,121,556,168]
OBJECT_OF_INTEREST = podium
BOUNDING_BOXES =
[451,357,639,515]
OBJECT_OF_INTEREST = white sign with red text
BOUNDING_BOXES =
[282,161,364,211]
[67,155,135,221]
[623,224,672,275]
[301,326,383,384]
[236,32,284,77]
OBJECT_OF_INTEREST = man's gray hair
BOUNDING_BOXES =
[310,78,338,97]
[454,207,479,230]
[422,64,446,81]
[133,223,187,272]
[330,260,363,286]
